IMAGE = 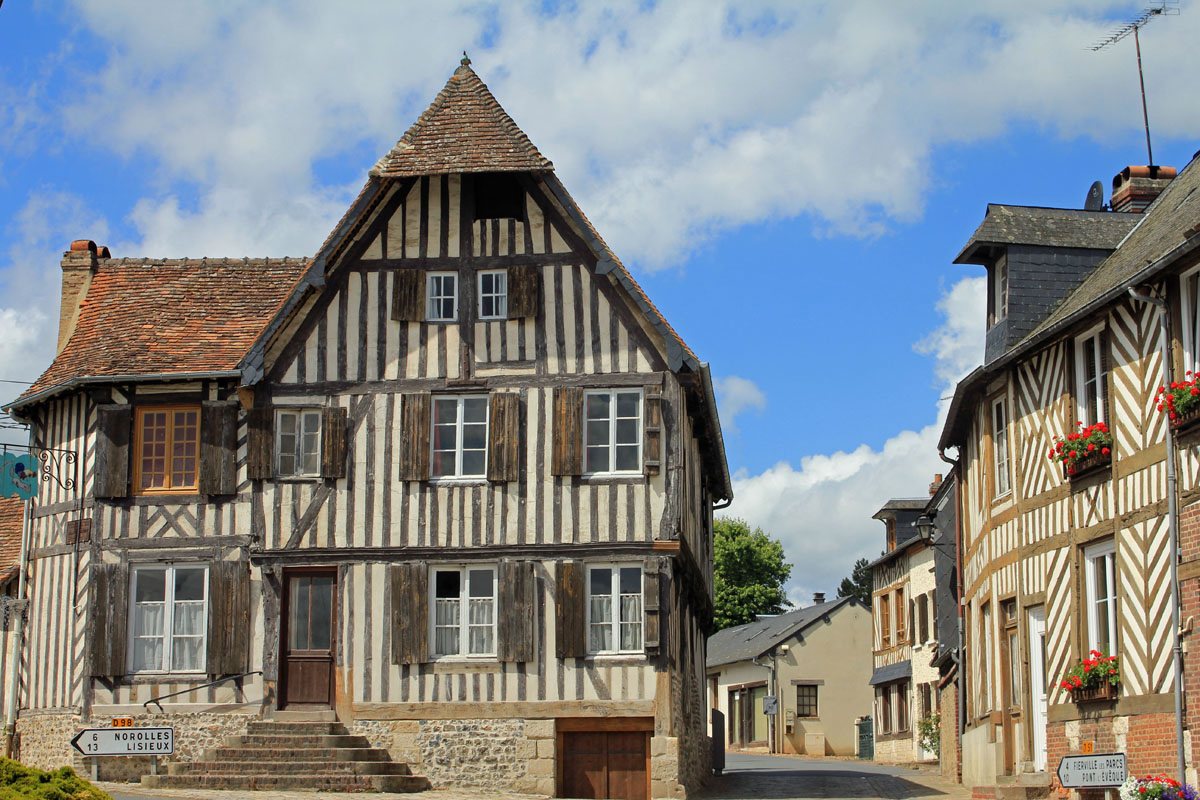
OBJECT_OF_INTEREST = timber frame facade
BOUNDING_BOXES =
[940,161,1200,794]
[3,61,731,799]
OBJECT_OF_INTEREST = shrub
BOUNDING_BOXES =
[0,758,110,800]
[916,713,940,757]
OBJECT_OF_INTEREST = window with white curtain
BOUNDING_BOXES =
[1183,267,1200,376]
[992,396,1011,498]
[276,408,322,477]
[1085,540,1118,656]
[129,564,208,673]
[1074,327,1108,427]
[587,564,643,654]
[431,566,496,657]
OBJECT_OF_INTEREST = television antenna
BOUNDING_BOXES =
[1089,1,1179,167]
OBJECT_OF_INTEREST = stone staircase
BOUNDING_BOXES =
[141,718,430,793]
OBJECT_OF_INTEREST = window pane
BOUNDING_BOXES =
[463,398,487,422]
[280,413,297,435]
[435,400,457,424]
[173,602,204,636]
[132,636,163,672]
[590,568,612,597]
[462,423,487,451]
[586,394,610,420]
[134,602,164,637]
[435,571,461,598]
[586,447,609,473]
[468,569,493,598]
[461,451,485,477]
[586,420,609,447]
[619,567,640,595]
[435,626,460,656]
[136,570,166,602]
[289,578,310,651]
[433,424,458,450]
[615,419,638,445]
[615,445,639,472]
[481,296,495,318]
[171,636,203,672]
[175,568,205,602]
[435,598,461,627]
[279,453,296,476]
[310,576,333,651]
[616,392,639,418]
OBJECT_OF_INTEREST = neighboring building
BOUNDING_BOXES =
[0,495,23,749]
[706,596,872,757]
[1,59,731,800]
[924,472,964,782]
[869,497,942,764]
[938,161,1200,794]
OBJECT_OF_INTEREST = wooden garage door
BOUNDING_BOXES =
[562,731,648,800]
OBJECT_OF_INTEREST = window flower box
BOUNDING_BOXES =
[1048,422,1112,479]
[1158,376,1200,433]
[1060,651,1119,703]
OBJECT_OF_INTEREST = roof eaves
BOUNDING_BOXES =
[937,366,987,451]
[700,364,733,502]
[706,598,854,667]
[4,370,242,418]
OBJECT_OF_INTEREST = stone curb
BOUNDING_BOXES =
[96,782,549,800]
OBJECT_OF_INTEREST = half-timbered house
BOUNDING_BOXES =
[1,59,731,800]
[938,161,1200,796]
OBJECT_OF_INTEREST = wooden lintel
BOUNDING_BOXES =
[269,371,665,397]
[350,699,655,721]
[556,716,654,732]
[252,541,667,565]
[651,540,680,553]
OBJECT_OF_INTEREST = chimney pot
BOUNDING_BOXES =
[69,239,96,253]
[1111,165,1176,213]
[813,592,825,605]
[929,473,944,496]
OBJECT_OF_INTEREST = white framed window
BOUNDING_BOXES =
[478,270,507,320]
[1182,266,1200,376]
[426,272,458,322]
[991,258,1008,326]
[587,564,643,654]
[1074,326,1107,427]
[129,564,208,673]
[276,409,322,477]
[431,396,488,479]
[1084,540,1117,656]
[992,396,1011,498]
[584,389,642,475]
[430,566,496,657]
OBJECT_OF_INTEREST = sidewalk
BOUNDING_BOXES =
[97,783,549,800]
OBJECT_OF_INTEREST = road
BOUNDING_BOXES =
[98,752,973,800]
[698,752,974,800]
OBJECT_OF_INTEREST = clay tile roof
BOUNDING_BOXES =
[371,62,552,177]
[0,496,22,583]
[14,257,309,406]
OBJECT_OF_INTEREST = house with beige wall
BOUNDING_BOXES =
[706,596,872,757]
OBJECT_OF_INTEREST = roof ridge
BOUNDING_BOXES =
[371,62,552,177]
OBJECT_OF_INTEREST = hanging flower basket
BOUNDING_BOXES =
[1118,774,1198,800]
[1157,375,1200,432]
[1060,651,1120,703]
[1048,422,1112,480]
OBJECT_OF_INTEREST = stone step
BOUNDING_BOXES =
[201,745,391,763]
[244,721,348,736]
[264,709,339,723]
[223,733,371,749]
[143,773,431,793]
[168,759,411,777]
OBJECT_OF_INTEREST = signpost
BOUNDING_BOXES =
[70,727,174,757]
[763,695,778,716]
[1057,753,1127,788]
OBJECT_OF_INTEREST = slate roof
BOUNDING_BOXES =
[954,205,1139,264]
[869,660,912,686]
[706,597,858,668]
[0,496,23,584]
[13,258,309,407]
[372,62,553,177]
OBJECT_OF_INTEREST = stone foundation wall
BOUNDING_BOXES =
[16,710,253,782]
[873,733,916,764]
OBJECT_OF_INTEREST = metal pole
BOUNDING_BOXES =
[1128,287,1184,783]
[1135,26,1155,167]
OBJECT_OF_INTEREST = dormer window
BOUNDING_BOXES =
[989,256,1008,327]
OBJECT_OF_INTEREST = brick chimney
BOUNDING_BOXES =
[58,240,106,355]
[929,473,943,497]
[1111,165,1177,213]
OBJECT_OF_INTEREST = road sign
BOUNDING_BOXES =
[763,695,778,715]
[1057,753,1126,788]
[111,718,134,728]
[71,727,174,757]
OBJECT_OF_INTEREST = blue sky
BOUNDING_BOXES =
[2,1,1199,603]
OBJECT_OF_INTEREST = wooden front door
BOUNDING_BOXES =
[281,569,336,708]
[561,731,648,800]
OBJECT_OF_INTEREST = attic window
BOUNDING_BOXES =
[473,173,525,221]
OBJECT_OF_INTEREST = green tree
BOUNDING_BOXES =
[713,517,792,631]
[836,557,872,605]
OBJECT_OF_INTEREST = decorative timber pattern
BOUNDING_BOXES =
[1117,515,1173,696]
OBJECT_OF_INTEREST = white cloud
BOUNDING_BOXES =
[36,0,1200,269]
[713,375,766,430]
[725,275,985,604]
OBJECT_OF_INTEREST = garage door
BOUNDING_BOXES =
[561,731,648,800]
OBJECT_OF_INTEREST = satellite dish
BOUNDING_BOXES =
[1084,181,1105,211]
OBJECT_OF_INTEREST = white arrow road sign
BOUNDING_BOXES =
[1057,753,1126,788]
[71,727,174,757]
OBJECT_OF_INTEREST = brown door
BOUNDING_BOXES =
[281,569,336,708]
[562,731,648,800]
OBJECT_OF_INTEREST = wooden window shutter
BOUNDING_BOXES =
[551,387,583,476]
[555,559,587,658]
[90,562,127,677]
[398,393,432,481]
[199,401,238,495]
[643,558,664,656]
[245,406,273,480]
[207,561,250,675]
[390,562,429,664]
[643,386,662,475]
[487,392,521,483]
[94,404,131,499]
[391,269,425,322]
[321,406,349,479]
[507,265,541,319]
[498,560,537,662]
